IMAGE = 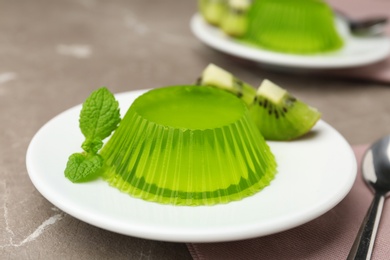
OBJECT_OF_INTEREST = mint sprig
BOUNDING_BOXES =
[65,87,120,182]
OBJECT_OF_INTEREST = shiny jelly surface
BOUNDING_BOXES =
[100,85,277,206]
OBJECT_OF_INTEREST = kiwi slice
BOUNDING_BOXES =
[198,0,227,26]
[197,64,321,140]
[249,79,321,140]
[196,63,256,106]
[221,0,251,37]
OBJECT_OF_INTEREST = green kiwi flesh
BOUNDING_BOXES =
[199,0,227,26]
[197,63,256,106]
[221,0,251,37]
[249,80,321,140]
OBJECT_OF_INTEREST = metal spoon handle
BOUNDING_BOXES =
[347,192,385,260]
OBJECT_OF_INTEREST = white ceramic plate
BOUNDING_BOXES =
[190,13,390,69]
[26,90,357,243]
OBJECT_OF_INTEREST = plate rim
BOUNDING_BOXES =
[26,89,358,242]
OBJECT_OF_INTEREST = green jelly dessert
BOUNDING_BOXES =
[100,85,277,206]
[199,0,344,54]
[243,0,343,54]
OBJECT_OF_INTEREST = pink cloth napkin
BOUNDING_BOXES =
[321,0,390,83]
[187,145,390,260]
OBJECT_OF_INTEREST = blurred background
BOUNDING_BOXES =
[1,0,390,259]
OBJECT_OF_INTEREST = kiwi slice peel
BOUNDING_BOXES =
[197,64,321,140]
[249,80,321,140]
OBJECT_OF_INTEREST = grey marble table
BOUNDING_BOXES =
[1,0,390,259]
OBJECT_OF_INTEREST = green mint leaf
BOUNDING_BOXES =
[82,137,103,154]
[65,87,121,183]
[79,87,121,141]
[65,153,103,182]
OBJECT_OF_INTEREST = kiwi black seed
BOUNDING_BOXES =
[197,64,256,106]
[249,80,321,140]
[255,96,293,119]
[197,64,321,140]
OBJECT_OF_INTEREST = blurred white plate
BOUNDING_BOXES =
[26,90,357,242]
[190,13,390,69]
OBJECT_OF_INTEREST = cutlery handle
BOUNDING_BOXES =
[347,192,385,260]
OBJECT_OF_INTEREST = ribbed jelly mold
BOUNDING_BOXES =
[243,0,343,54]
[100,86,276,206]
